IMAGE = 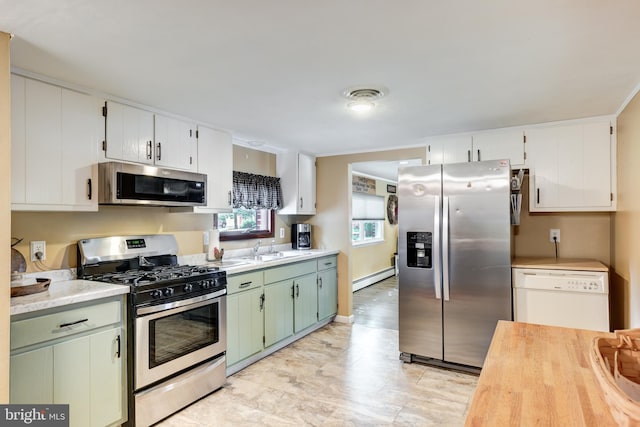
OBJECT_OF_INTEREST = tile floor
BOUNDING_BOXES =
[158,276,478,426]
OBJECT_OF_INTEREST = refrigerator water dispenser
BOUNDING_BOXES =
[406,231,432,268]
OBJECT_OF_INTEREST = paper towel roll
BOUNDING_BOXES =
[207,229,220,261]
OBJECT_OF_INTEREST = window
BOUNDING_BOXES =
[352,193,385,246]
[217,171,282,241]
[216,208,275,241]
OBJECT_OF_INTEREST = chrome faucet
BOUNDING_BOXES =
[253,240,261,258]
[269,239,275,254]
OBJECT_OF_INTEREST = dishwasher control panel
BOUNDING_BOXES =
[512,268,608,294]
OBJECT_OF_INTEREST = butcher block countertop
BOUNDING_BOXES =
[512,257,609,272]
[465,321,617,426]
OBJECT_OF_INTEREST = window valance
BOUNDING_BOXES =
[232,171,283,210]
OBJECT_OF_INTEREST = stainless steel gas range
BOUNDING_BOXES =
[77,234,227,427]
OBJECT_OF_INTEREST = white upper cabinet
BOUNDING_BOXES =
[527,119,615,212]
[193,126,233,213]
[427,130,524,167]
[11,75,101,211]
[472,128,525,167]
[104,101,154,164]
[104,101,196,171]
[427,135,472,164]
[154,114,197,171]
[277,151,316,215]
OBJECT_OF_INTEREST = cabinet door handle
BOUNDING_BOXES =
[300,197,303,209]
[146,141,152,160]
[59,318,88,328]
[156,142,162,161]
[228,191,232,207]
[115,334,121,358]
[87,178,92,200]
[318,277,323,289]
[467,150,471,162]
[259,293,265,311]
[291,285,295,299]
[477,149,481,161]
[537,188,540,204]
[296,283,300,297]
[239,281,252,288]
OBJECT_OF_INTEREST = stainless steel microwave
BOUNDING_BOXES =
[99,162,207,207]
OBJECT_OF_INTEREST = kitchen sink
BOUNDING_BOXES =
[257,251,312,262]
[208,259,253,267]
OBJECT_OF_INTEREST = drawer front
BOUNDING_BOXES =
[11,300,122,350]
[265,260,316,284]
[227,271,264,294]
[317,256,337,271]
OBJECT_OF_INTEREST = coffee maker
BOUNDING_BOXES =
[291,224,311,250]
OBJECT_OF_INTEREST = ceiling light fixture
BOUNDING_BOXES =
[342,86,388,113]
[247,140,265,147]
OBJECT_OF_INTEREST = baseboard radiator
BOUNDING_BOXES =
[353,267,395,292]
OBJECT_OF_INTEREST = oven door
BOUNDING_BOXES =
[135,290,226,390]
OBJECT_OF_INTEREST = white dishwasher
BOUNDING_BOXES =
[512,267,609,332]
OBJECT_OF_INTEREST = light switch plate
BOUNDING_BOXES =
[280,227,285,238]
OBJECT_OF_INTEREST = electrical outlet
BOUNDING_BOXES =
[30,240,46,261]
[549,229,560,243]
[280,227,285,238]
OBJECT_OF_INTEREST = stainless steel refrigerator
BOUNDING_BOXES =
[398,159,512,370]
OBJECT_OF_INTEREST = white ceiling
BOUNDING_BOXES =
[2,1,640,156]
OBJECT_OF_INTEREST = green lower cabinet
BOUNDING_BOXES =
[317,268,338,320]
[89,327,125,427]
[226,287,264,365]
[294,273,319,333]
[10,346,53,404]
[10,298,125,427]
[11,326,123,427]
[264,280,294,347]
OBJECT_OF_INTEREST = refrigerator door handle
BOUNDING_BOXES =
[433,195,442,300]
[442,196,450,301]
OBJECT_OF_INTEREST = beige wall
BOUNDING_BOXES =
[1,31,11,403]
[351,175,398,282]
[10,146,286,271]
[612,91,640,329]
[313,148,426,319]
[514,175,611,264]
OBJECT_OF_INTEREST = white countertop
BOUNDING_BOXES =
[511,257,608,272]
[10,249,339,316]
[10,280,130,316]
[206,249,340,275]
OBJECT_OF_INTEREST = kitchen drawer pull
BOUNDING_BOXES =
[157,142,162,161]
[59,318,88,328]
[324,262,332,266]
[115,334,121,358]
[239,281,252,288]
[87,178,92,200]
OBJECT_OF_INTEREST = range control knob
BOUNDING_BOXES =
[150,290,163,299]
[183,283,193,292]
[201,280,211,290]
[163,287,174,297]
